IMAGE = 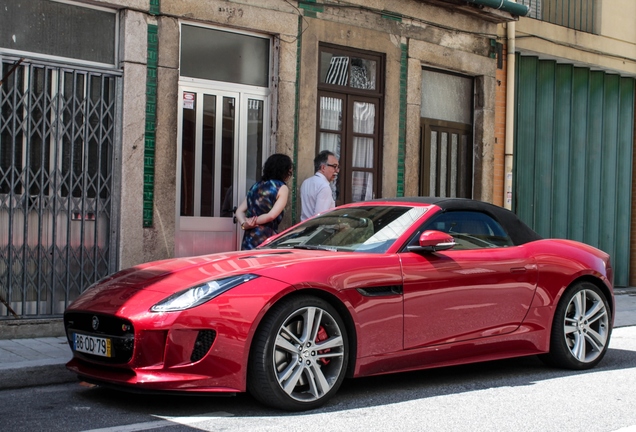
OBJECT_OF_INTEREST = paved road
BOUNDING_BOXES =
[1,326,635,432]
[0,291,634,431]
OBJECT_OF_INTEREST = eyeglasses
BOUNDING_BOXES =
[326,163,340,170]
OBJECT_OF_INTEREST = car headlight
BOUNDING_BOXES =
[150,274,259,312]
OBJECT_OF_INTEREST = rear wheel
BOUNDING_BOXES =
[543,281,611,369]
[247,295,349,411]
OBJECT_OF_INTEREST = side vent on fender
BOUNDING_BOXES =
[356,285,403,297]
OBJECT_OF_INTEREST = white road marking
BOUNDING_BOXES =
[80,412,234,432]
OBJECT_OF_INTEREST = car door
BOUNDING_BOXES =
[401,210,538,349]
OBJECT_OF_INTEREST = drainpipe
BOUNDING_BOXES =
[504,20,516,210]
[463,0,530,16]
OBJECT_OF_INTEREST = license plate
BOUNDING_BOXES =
[73,333,112,357]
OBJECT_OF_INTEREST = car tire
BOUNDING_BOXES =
[542,281,611,370]
[247,295,349,411]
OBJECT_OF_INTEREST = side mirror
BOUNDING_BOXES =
[407,230,455,253]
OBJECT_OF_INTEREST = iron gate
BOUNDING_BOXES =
[0,58,120,318]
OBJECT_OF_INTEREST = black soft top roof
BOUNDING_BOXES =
[371,197,542,245]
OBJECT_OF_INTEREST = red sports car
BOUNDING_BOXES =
[64,197,614,411]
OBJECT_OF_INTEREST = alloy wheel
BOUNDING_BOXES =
[273,305,346,402]
[562,288,610,363]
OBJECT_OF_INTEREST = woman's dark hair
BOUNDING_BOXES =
[262,153,293,182]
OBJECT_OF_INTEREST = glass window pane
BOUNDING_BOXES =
[320,53,377,90]
[180,93,197,216]
[350,58,376,90]
[237,99,264,212]
[352,138,374,168]
[319,133,341,158]
[429,131,437,196]
[70,73,86,198]
[320,53,349,86]
[181,25,270,87]
[353,102,375,134]
[439,132,448,197]
[450,134,458,197]
[200,95,216,217]
[352,172,373,202]
[458,133,472,198]
[423,211,513,249]
[60,71,78,197]
[220,97,235,217]
[320,97,342,131]
[0,62,22,194]
[0,0,116,64]
[28,67,47,196]
[421,69,473,124]
[320,134,341,205]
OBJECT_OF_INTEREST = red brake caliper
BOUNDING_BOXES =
[315,326,331,365]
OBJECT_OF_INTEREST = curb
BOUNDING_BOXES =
[615,287,636,296]
[0,360,77,391]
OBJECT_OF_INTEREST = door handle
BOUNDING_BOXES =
[510,267,527,273]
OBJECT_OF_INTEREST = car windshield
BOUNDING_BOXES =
[264,205,428,253]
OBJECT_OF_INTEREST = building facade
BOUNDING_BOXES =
[1,0,634,333]
[493,0,636,287]
[1,0,518,327]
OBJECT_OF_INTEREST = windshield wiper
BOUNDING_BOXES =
[292,245,338,251]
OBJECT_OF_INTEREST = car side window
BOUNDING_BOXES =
[414,211,514,250]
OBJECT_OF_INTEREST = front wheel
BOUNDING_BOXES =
[247,295,349,411]
[542,281,611,370]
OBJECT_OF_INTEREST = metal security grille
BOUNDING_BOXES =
[0,58,120,318]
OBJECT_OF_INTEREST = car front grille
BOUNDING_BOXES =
[64,312,135,364]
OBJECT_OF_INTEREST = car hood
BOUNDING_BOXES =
[67,248,400,313]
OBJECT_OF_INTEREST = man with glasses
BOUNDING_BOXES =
[300,150,340,221]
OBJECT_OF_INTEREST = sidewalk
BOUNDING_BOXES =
[1,288,636,391]
[0,336,74,389]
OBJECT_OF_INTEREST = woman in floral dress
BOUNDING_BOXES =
[235,154,293,250]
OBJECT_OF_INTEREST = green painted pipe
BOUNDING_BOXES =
[463,0,530,16]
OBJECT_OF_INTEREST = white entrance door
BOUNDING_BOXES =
[176,85,269,257]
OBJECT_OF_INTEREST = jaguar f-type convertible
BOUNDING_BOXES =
[64,197,614,411]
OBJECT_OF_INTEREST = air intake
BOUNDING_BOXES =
[190,330,217,362]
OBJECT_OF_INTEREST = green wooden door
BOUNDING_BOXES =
[514,55,635,287]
